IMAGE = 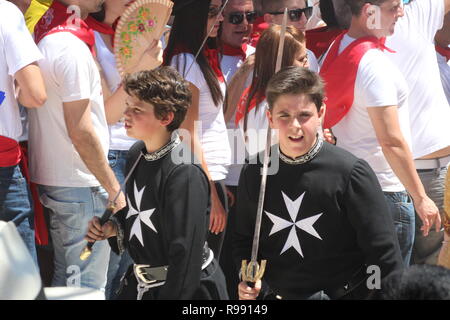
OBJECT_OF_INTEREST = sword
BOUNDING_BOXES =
[80,153,142,260]
[241,8,288,292]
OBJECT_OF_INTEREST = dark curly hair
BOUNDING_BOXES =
[123,67,192,132]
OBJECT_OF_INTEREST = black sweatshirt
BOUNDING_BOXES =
[234,141,403,299]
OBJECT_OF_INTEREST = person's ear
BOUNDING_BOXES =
[160,111,175,128]
[364,3,376,18]
[267,109,274,129]
[318,103,326,126]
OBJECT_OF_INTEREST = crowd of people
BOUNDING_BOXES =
[1,0,450,300]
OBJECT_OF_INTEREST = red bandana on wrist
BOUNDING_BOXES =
[320,32,395,129]
[168,44,224,83]
[34,1,96,57]
[222,43,247,61]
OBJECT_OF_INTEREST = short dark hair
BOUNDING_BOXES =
[266,66,324,112]
[123,67,192,132]
[375,264,450,300]
[344,0,389,16]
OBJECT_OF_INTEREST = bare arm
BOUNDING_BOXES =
[14,62,47,108]
[368,106,441,236]
[180,83,227,234]
[435,12,450,47]
[445,0,450,14]
[63,99,125,210]
[104,40,163,125]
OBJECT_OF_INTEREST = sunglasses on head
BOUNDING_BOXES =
[226,11,257,25]
[268,7,313,22]
[208,5,223,18]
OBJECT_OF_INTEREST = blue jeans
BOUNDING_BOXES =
[384,191,415,267]
[0,164,37,264]
[38,184,110,290]
[412,166,447,265]
[105,150,134,299]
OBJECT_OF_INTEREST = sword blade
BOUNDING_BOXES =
[250,8,288,263]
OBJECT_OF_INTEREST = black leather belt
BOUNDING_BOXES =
[133,242,213,300]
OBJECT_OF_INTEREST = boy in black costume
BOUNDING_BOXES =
[235,67,403,300]
[85,67,228,300]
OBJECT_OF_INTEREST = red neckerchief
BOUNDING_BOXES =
[0,136,22,167]
[167,44,224,83]
[250,16,269,47]
[86,16,115,46]
[305,26,345,58]
[34,1,96,57]
[203,46,225,83]
[222,43,247,61]
[436,44,450,62]
[320,32,395,129]
[235,86,265,126]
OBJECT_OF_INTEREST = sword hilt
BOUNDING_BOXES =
[241,259,267,286]
[80,205,115,261]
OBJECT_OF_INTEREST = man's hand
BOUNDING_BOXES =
[109,190,126,213]
[84,216,117,242]
[238,280,261,300]
[323,128,336,145]
[414,196,441,236]
[209,184,227,234]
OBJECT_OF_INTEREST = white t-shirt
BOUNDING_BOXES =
[221,45,256,83]
[330,35,411,192]
[221,45,255,186]
[437,51,450,104]
[94,31,136,151]
[170,53,231,181]
[0,0,43,141]
[29,32,109,187]
[385,0,450,159]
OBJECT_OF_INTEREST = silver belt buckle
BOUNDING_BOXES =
[134,264,157,285]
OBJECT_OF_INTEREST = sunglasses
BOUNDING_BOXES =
[208,5,223,18]
[226,11,257,25]
[268,7,313,22]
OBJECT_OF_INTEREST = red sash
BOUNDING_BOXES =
[305,27,344,58]
[436,44,450,62]
[222,43,247,61]
[34,1,96,57]
[320,32,394,129]
[235,86,265,126]
[18,142,48,245]
[0,136,22,167]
